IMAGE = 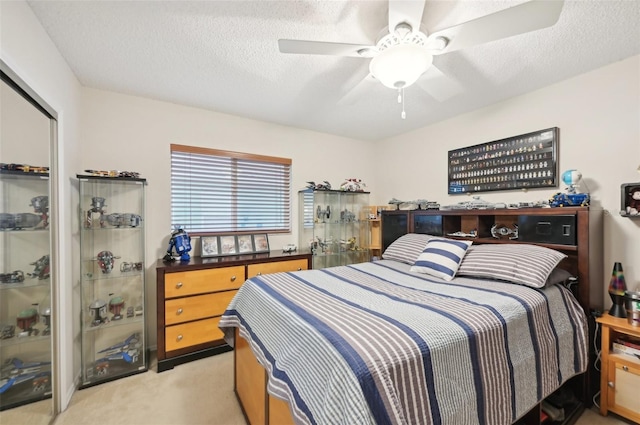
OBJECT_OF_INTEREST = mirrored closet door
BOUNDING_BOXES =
[0,60,58,425]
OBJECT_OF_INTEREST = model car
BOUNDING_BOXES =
[549,192,590,207]
[0,357,51,395]
[282,244,297,253]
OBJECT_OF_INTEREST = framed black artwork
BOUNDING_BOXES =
[448,127,558,194]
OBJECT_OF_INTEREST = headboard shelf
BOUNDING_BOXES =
[381,206,603,312]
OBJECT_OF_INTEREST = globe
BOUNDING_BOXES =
[562,169,582,186]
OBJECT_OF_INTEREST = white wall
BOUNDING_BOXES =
[80,88,377,349]
[0,0,82,412]
[374,55,640,307]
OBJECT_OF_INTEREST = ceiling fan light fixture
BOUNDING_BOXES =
[369,44,433,89]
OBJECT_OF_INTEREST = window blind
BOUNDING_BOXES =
[170,144,291,234]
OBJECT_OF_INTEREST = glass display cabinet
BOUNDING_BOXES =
[78,175,147,388]
[0,171,53,411]
[298,189,370,269]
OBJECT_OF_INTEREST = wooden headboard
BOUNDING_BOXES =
[380,207,603,314]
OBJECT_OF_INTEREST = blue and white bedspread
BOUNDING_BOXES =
[219,259,588,425]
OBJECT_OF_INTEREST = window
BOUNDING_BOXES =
[170,144,291,234]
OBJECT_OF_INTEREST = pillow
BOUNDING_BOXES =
[545,267,573,287]
[382,233,435,265]
[456,244,567,288]
[410,238,473,281]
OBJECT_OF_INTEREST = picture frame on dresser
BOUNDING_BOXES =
[237,234,254,254]
[253,234,269,253]
[200,236,219,257]
[219,235,238,255]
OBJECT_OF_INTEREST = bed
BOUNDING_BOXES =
[219,234,589,425]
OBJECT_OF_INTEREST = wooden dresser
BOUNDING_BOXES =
[155,250,312,372]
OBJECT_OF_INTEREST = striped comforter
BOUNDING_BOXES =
[219,259,588,425]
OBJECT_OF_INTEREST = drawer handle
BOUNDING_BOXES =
[176,334,183,342]
[176,282,183,289]
[176,308,183,315]
[231,276,236,282]
[608,381,614,388]
[622,365,629,372]
[257,272,262,276]
[297,267,302,271]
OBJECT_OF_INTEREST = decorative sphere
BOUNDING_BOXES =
[562,169,582,186]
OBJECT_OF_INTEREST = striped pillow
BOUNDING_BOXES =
[410,238,473,281]
[382,233,435,265]
[457,244,567,288]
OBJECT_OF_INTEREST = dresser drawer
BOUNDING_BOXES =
[165,317,223,352]
[247,259,309,278]
[164,266,244,298]
[165,291,237,326]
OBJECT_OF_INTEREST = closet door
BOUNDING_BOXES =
[0,61,58,424]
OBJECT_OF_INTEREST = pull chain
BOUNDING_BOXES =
[401,88,406,119]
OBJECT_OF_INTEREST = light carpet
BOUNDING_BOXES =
[1,351,633,425]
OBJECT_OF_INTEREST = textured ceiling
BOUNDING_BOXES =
[27,0,640,141]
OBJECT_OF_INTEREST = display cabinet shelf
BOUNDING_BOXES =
[1,170,53,411]
[77,174,148,389]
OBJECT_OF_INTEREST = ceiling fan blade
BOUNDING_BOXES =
[388,0,426,33]
[338,73,378,105]
[278,39,375,58]
[427,0,564,55]
[416,65,463,102]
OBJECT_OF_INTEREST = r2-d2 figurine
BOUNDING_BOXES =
[164,228,192,262]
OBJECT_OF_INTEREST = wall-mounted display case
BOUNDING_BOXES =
[0,171,53,411]
[298,190,370,269]
[77,175,147,388]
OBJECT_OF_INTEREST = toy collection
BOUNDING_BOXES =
[28,255,50,280]
[89,299,109,327]
[120,261,143,272]
[0,357,52,397]
[163,228,192,261]
[388,198,440,210]
[105,212,143,228]
[549,169,590,207]
[83,169,140,178]
[0,270,25,284]
[16,307,39,337]
[316,205,331,222]
[0,163,49,174]
[41,307,51,336]
[29,195,49,227]
[282,244,297,253]
[109,295,125,320]
[91,333,142,378]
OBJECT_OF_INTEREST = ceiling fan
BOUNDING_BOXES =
[278,0,564,118]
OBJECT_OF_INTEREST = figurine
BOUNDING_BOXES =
[163,228,192,262]
[316,205,331,222]
[306,181,332,190]
[340,178,366,192]
[89,299,108,327]
[282,244,297,253]
[105,213,143,228]
[86,197,107,228]
[28,255,50,280]
[491,224,519,240]
[340,209,355,222]
[29,195,49,228]
[0,324,15,340]
[109,295,125,320]
[0,213,42,230]
[93,333,142,378]
[96,251,119,274]
[0,270,25,284]
[120,261,143,272]
[16,307,39,337]
[41,307,51,336]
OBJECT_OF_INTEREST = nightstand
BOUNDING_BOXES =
[596,313,640,423]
